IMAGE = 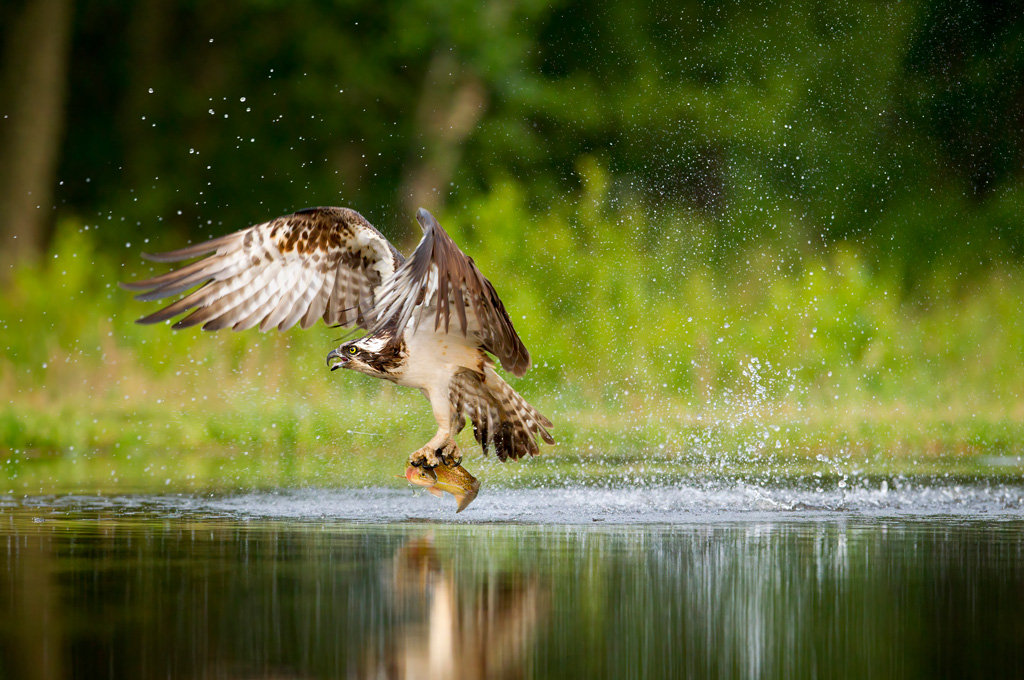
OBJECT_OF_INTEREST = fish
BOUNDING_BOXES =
[403,462,481,513]
[404,464,438,489]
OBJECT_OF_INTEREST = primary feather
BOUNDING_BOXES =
[123,207,403,331]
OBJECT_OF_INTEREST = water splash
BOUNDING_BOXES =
[12,483,1024,524]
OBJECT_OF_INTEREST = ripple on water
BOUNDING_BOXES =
[11,483,1024,523]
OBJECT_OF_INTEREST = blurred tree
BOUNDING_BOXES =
[398,50,487,216]
[25,0,1024,280]
[0,0,73,274]
[56,0,557,249]
[906,0,1024,199]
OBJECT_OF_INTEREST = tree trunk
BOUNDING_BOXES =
[0,0,73,275]
[400,52,488,219]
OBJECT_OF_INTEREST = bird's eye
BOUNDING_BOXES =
[347,346,358,355]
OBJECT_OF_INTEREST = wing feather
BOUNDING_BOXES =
[299,262,337,330]
[371,209,531,376]
[131,259,244,302]
[165,259,271,329]
[260,256,313,331]
[121,256,228,295]
[227,259,288,331]
[232,274,291,331]
[279,263,322,331]
[325,267,351,326]
[135,287,209,325]
[449,368,553,461]
[140,232,238,263]
[173,264,276,330]
[121,207,403,333]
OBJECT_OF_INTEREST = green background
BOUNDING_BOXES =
[1,0,1022,492]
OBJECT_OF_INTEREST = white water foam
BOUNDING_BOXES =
[13,483,1024,524]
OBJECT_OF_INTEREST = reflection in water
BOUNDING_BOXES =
[1,532,62,680]
[362,534,546,679]
[0,511,1022,678]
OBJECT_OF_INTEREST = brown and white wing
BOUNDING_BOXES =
[121,207,403,332]
[371,208,531,376]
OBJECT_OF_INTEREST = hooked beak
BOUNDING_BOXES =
[326,347,348,371]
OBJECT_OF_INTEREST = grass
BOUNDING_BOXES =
[2,178,1023,494]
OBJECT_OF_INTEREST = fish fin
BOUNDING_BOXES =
[455,482,481,513]
[428,488,444,498]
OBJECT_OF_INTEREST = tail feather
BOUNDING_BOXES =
[449,368,553,461]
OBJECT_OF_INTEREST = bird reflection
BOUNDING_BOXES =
[362,533,547,680]
[0,533,62,680]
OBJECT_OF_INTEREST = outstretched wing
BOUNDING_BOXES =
[372,208,531,376]
[121,207,403,332]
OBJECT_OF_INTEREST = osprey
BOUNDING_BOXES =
[122,207,553,471]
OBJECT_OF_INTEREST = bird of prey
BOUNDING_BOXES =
[122,207,554,472]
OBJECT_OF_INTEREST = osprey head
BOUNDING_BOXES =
[326,333,402,377]
[327,338,371,373]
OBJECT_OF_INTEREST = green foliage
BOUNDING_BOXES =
[36,0,1024,282]
[445,164,1024,408]
[2,178,1023,492]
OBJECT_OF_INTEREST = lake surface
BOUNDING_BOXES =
[2,487,1023,679]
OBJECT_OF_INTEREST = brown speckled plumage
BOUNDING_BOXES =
[122,206,553,466]
[121,207,403,332]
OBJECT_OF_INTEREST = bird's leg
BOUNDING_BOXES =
[409,390,462,468]
[408,428,450,469]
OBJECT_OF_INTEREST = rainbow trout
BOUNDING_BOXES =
[404,462,481,513]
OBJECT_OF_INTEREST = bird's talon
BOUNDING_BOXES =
[438,440,462,467]
[409,446,441,469]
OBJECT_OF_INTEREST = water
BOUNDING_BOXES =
[2,488,1023,679]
